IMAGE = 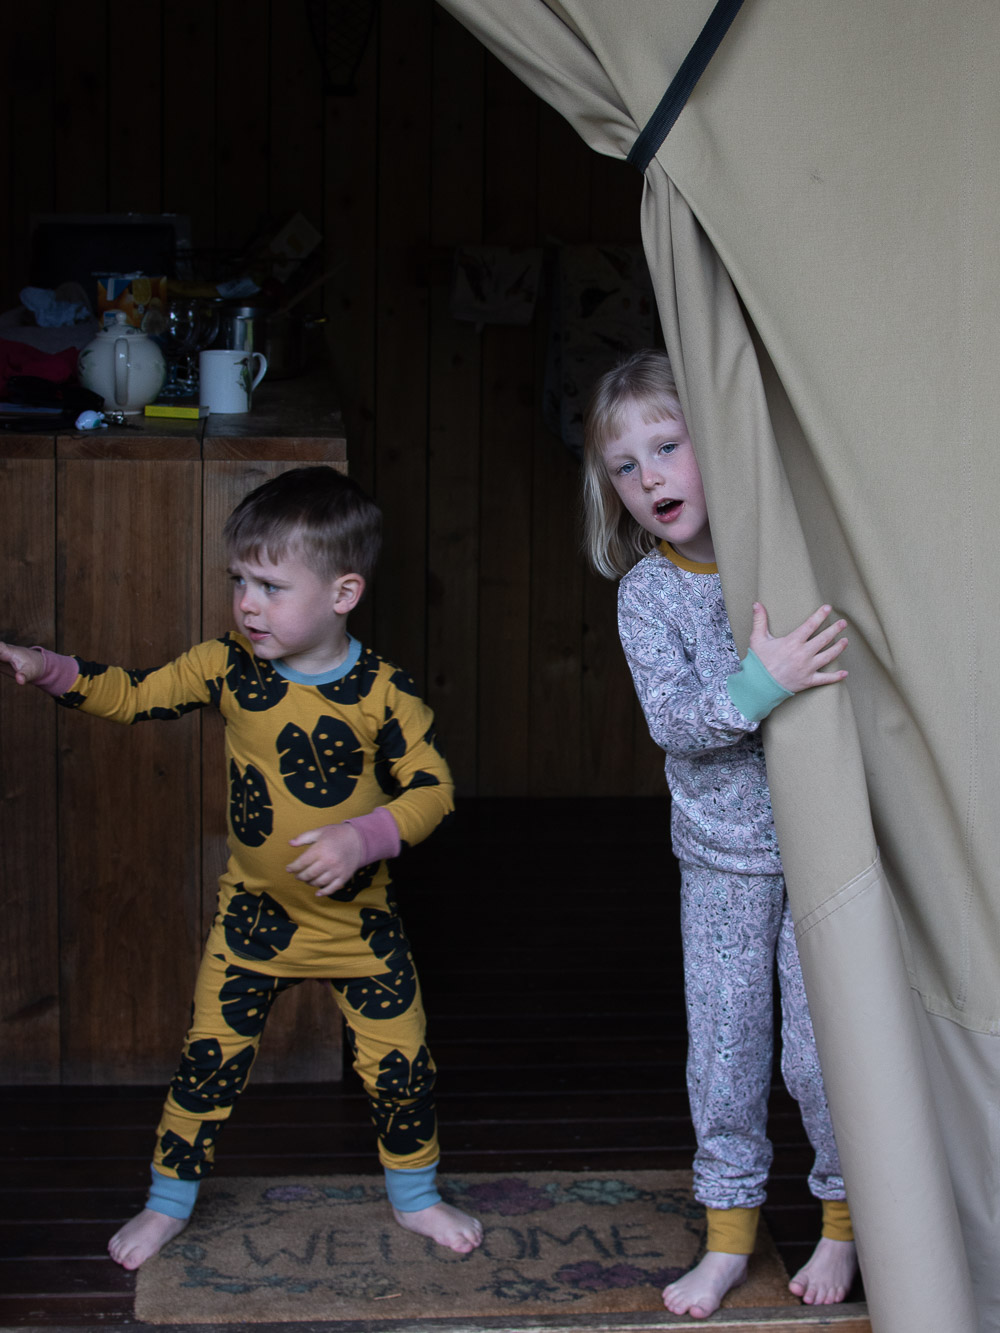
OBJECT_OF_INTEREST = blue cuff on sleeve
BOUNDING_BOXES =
[726,648,794,723]
[147,1165,200,1220]
[384,1161,441,1213]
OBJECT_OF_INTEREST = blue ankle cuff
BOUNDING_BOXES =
[148,1165,200,1220]
[384,1161,441,1213]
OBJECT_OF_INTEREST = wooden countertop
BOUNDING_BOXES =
[0,371,347,461]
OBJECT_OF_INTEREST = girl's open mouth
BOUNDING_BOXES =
[655,499,682,519]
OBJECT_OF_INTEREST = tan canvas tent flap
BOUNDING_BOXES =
[437,2,1000,1329]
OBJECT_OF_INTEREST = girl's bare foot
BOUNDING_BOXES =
[789,1236,858,1304]
[108,1208,188,1270]
[663,1250,748,1318]
[392,1200,483,1253]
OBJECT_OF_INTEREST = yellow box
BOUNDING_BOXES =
[97,274,168,330]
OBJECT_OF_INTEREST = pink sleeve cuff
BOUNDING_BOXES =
[344,806,401,865]
[31,647,80,697]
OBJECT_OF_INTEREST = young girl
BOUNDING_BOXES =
[582,350,857,1320]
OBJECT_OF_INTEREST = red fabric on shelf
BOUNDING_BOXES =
[0,338,79,396]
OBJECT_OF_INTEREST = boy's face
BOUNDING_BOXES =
[602,403,715,564]
[229,548,353,675]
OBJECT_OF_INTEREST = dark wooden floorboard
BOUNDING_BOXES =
[0,797,864,1325]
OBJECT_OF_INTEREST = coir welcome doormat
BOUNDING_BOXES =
[135,1169,796,1325]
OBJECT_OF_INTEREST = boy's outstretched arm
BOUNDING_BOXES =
[749,603,848,695]
[0,642,46,686]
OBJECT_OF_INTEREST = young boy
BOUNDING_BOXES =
[0,466,483,1269]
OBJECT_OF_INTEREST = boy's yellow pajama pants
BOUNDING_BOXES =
[152,922,440,1182]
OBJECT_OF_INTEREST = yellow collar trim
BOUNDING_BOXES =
[658,540,718,575]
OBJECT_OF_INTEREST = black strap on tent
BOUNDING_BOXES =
[627,0,746,173]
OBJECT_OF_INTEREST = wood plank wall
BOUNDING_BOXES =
[1,0,664,800]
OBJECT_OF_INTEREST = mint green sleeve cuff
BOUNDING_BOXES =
[726,648,794,723]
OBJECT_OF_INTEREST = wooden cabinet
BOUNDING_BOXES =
[1,383,348,1085]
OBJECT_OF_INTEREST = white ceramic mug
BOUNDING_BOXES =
[199,348,268,414]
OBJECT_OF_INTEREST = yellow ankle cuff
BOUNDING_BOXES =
[821,1197,854,1243]
[705,1205,760,1255]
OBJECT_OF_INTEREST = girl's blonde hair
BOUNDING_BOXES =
[582,349,684,579]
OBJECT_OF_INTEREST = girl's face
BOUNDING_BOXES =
[602,403,715,564]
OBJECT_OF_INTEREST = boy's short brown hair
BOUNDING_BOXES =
[224,466,382,584]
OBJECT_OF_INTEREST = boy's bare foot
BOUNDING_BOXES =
[392,1200,483,1254]
[789,1236,858,1304]
[663,1250,748,1318]
[108,1208,188,1269]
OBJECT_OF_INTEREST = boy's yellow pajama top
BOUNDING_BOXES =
[58,632,453,1179]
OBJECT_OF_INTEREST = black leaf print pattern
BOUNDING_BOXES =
[358,906,409,965]
[277,715,363,807]
[229,759,273,846]
[219,966,297,1037]
[157,1122,219,1178]
[317,649,381,704]
[74,658,110,680]
[324,860,377,902]
[370,1045,437,1156]
[341,917,416,1017]
[225,637,288,711]
[388,666,419,697]
[133,700,205,723]
[422,723,446,757]
[223,888,297,961]
[57,657,109,710]
[373,712,406,794]
[376,713,406,761]
[168,1037,256,1112]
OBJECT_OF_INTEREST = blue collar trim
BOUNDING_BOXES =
[273,635,362,685]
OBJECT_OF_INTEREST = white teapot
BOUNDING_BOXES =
[78,312,166,414]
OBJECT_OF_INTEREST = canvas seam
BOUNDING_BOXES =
[917,990,1000,1040]
[955,7,977,1014]
[795,851,882,938]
